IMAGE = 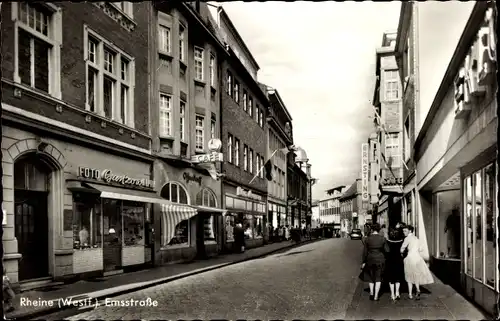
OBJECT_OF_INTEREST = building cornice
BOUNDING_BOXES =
[414,1,489,155]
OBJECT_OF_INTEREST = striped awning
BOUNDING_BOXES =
[161,203,198,247]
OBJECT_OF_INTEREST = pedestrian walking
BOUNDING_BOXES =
[285,225,290,241]
[385,224,405,301]
[400,225,434,300]
[359,223,390,301]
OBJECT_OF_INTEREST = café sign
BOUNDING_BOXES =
[78,167,155,189]
[454,7,496,119]
[191,152,223,164]
[361,143,369,201]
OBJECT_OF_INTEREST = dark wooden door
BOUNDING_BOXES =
[103,200,122,271]
[15,190,49,281]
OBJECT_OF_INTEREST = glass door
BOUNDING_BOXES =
[103,199,122,271]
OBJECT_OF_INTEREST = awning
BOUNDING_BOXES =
[84,183,167,204]
[161,203,197,247]
[192,205,227,214]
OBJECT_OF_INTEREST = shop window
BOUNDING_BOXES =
[484,163,496,288]
[242,214,254,239]
[473,171,483,281]
[204,214,216,243]
[436,190,461,259]
[225,214,235,242]
[121,201,145,246]
[160,182,190,247]
[73,195,102,250]
[253,215,263,238]
[167,219,189,246]
[464,176,473,275]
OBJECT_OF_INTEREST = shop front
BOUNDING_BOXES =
[1,127,158,285]
[153,160,225,264]
[268,201,287,229]
[223,185,266,251]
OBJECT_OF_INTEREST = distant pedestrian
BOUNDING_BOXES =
[401,225,434,300]
[234,223,245,253]
[359,223,389,301]
[285,226,290,241]
[385,224,405,301]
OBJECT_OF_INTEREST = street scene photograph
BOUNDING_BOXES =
[0,0,498,320]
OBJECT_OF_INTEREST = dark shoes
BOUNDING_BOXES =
[415,292,421,300]
[369,294,374,301]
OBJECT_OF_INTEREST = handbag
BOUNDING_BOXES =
[402,247,408,258]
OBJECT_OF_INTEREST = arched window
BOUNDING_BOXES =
[160,182,189,204]
[195,188,217,207]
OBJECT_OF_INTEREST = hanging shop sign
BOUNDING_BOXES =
[191,152,223,164]
[183,172,202,185]
[78,167,155,189]
[361,143,369,201]
[236,187,262,201]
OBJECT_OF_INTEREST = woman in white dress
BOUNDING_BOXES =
[400,225,434,299]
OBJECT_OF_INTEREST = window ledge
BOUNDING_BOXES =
[179,60,187,70]
[194,79,206,87]
[161,244,190,250]
[159,52,174,60]
[94,2,137,32]
[5,80,150,139]
[159,135,175,141]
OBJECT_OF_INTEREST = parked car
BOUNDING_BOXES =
[350,229,363,240]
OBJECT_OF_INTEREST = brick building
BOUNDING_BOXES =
[1,2,156,287]
[211,7,269,251]
[287,150,310,229]
[371,31,404,227]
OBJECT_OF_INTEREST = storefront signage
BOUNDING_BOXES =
[236,187,262,201]
[191,152,223,164]
[183,172,202,185]
[361,143,369,201]
[454,7,495,118]
[78,167,155,189]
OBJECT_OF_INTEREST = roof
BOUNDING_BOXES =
[395,2,413,56]
[326,185,345,196]
[265,86,293,121]
[340,180,358,200]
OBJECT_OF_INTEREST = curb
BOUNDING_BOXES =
[14,238,323,320]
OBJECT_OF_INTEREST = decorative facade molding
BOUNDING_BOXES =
[94,2,136,32]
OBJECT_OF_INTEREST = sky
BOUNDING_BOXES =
[210,1,402,200]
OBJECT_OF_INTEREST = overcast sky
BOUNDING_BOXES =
[210,1,401,200]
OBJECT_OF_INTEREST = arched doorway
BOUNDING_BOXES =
[14,153,51,281]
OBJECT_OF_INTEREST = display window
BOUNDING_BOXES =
[225,214,235,241]
[204,214,216,243]
[243,214,254,239]
[253,215,263,238]
[435,190,461,259]
[167,219,189,246]
[463,161,498,289]
[121,201,145,246]
[73,194,102,250]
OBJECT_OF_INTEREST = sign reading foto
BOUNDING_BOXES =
[191,152,223,164]
[78,167,155,189]
[361,143,369,201]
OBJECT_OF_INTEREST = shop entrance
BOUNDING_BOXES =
[103,199,122,272]
[14,154,51,281]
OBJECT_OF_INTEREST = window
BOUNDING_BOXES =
[159,93,172,136]
[72,196,102,250]
[160,182,190,247]
[194,46,204,81]
[259,109,264,127]
[256,153,260,176]
[122,201,145,246]
[385,133,401,168]
[227,72,232,96]
[225,214,235,242]
[260,156,264,178]
[435,190,460,259]
[473,171,483,282]
[211,118,216,139]
[253,215,263,238]
[85,28,134,125]
[227,134,233,163]
[179,24,185,62]
[234,81,240,103]
[255,105,259,122]
[209,54,215,86]
[249,97,253,117]
[113,2,134,18]
[158,25,171,53]
[484,163,496,288]
[404,116,411,161]
[195,115,204,150]
[234,138,240,166]
[243,214,255,239]
[204,215,216,243]
[243,145,248,171]
[196,189,217,207]
[465,176,473,276]
[179,101,186,141]
[14,3,62,98]
[243,91,248,112]
[384,70,399,100]
[249,149,254,173]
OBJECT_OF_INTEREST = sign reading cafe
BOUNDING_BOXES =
[78,167,155,189]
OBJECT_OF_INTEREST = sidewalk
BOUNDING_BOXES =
[344,272,491,320]
[6,238,320,320]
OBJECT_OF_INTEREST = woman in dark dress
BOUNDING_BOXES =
[360,223,389,301]
[385,224,405,301]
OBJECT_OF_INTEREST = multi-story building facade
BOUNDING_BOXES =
[262,86,293,230]
[367,133,381,223]
[311,200,320,229]
[1,2,156,286]
[212,7,269,251]
[340,179,367,236]
[371,31,404,227]
[287,151,309,229]
[149,2,228,264]
[318,186,345,230]
[397,1,497,315]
